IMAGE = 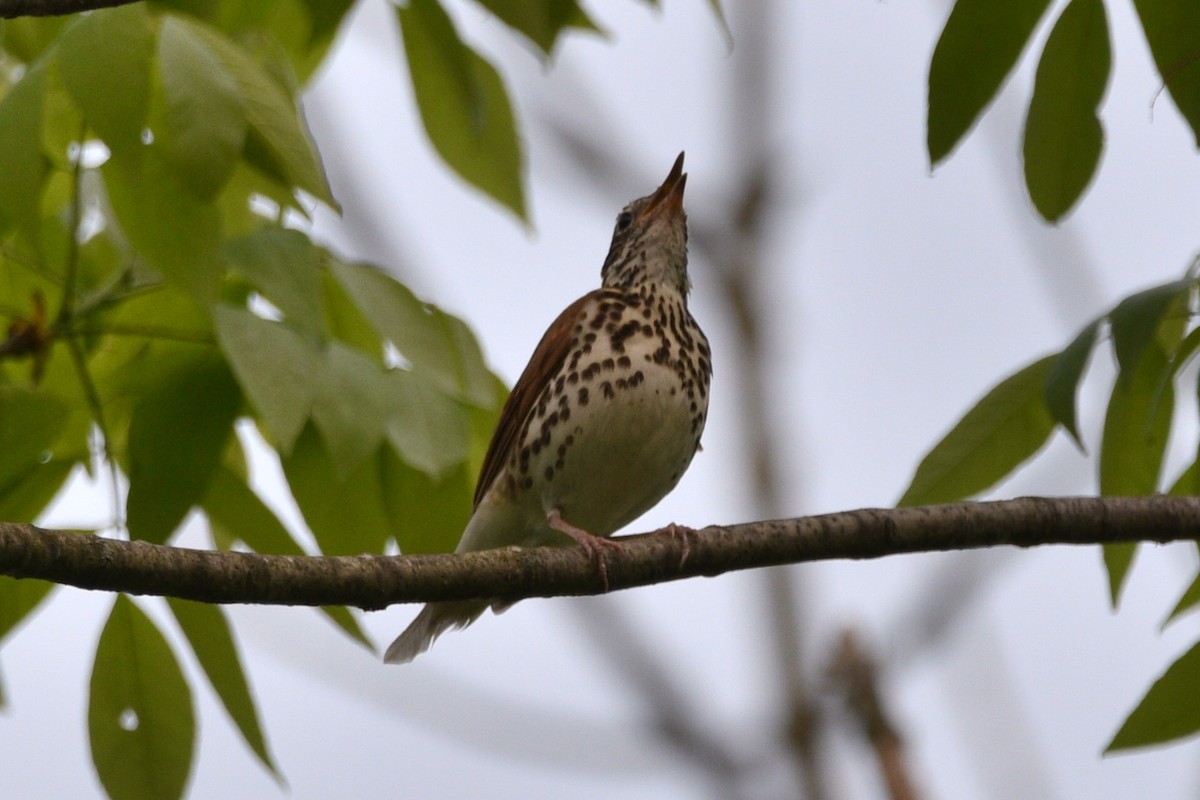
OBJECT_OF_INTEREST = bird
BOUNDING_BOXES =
[384,152,711,664]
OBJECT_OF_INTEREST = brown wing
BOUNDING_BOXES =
[472,291,601,509]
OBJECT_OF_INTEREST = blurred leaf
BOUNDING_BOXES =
[469,0,599,56]
[311,342,393,477]
[1132,0,1200,146]
[321,269,384,358]
[156,16,247,199]
[1107,640,1200,751]
[397,0,526,220]
[928,0,1053,165]
[0,459,75,522]
[224,229,324,335]
[214,304,320,454]
[0,576,55,642]
[56,5,155,161]
[319,605,374,651]
[203,464,306,555]
[202,465,373,649]
[89,595,194,800]
[383,446,471,554]
[103,152,224,305]
[1100,342,1174,605]
[387,369,471,476]
[281,423,390,555]
[1043,317,1101,451]
[1109,279,1194,382]
[1166,568,1200,625]
[1,17,69,64]
[180,17,335,207]
[1023,0,1110,221]
[127,353,242,543]
[0,387,67,489]
[898,355,1056,506]
[0,65,49,235]
[330,259,495,406]
[166,598,280,778]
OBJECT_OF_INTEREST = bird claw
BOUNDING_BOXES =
[663,523,699,569]
[546,509,622,592]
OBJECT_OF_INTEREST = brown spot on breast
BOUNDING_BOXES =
[578,387,589,406]
[601,381,615,399]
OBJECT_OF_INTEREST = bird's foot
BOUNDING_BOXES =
[663,523,699,569]
[546,509,622,591]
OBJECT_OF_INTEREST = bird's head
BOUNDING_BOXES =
[600,152,690,295]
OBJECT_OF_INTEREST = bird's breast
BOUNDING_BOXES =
[508,292,711,540]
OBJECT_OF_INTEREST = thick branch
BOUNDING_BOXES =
[0,0,138,17]
[1,496,1196,610]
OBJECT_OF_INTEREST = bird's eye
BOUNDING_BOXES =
[616,211,633,230]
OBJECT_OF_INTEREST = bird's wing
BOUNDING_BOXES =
[472,290,601,509]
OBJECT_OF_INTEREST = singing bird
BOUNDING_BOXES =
[385,153,711,664]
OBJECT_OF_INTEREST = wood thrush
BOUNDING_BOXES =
[385,152,711,664]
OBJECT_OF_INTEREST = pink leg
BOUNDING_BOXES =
[663,523,699,568]
[547,509,622,591]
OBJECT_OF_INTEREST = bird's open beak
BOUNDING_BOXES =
[638,152,687,222]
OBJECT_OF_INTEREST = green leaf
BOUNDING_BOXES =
[382,446,471,554]
[281,423,390,555]
[89,595,195,800]
[203,464,308,555]
[202,465,373,649]
[318,605,374,651]
[213,304,320,454]
[0,576,55,642]
[0,387,68,489]
[1132,0,1200,146]
[179,17,335,207]
[224,229,324,336]
[102,152,224,305]
[0,65,49,235]
[1,17,69,64]
[1022,0,1111,222]
[1107,640,1200,751]
[55,5,155,161]
[166,598,280,778]
[330,259,495,406]
[156,16,248,199]
[0,458,74,523]
[387,368,470,476]
[321,268,384,357]
[1108,279,1195,381]
[311,342,393,477]
[127,353,242,543]
[469,0,598,56]
[1166,569,1200,624]
[1043,317,1101,451]
[1099,342,1174,605]
[397,0,526,220]
[898,355,1057,506]
[928,0,1053,165]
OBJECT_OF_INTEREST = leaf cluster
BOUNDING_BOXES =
[898,266,1200,752]
[928,0,1200,222]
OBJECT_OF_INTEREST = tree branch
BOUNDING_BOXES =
[1,496,1197,610]
[0,0,138,18]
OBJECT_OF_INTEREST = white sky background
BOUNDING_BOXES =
[5,0,1200,798]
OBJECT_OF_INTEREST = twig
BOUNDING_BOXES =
[0,0,139,19]
[0,496,1196,609]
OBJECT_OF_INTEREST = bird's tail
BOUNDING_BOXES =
[383,600,490,664]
